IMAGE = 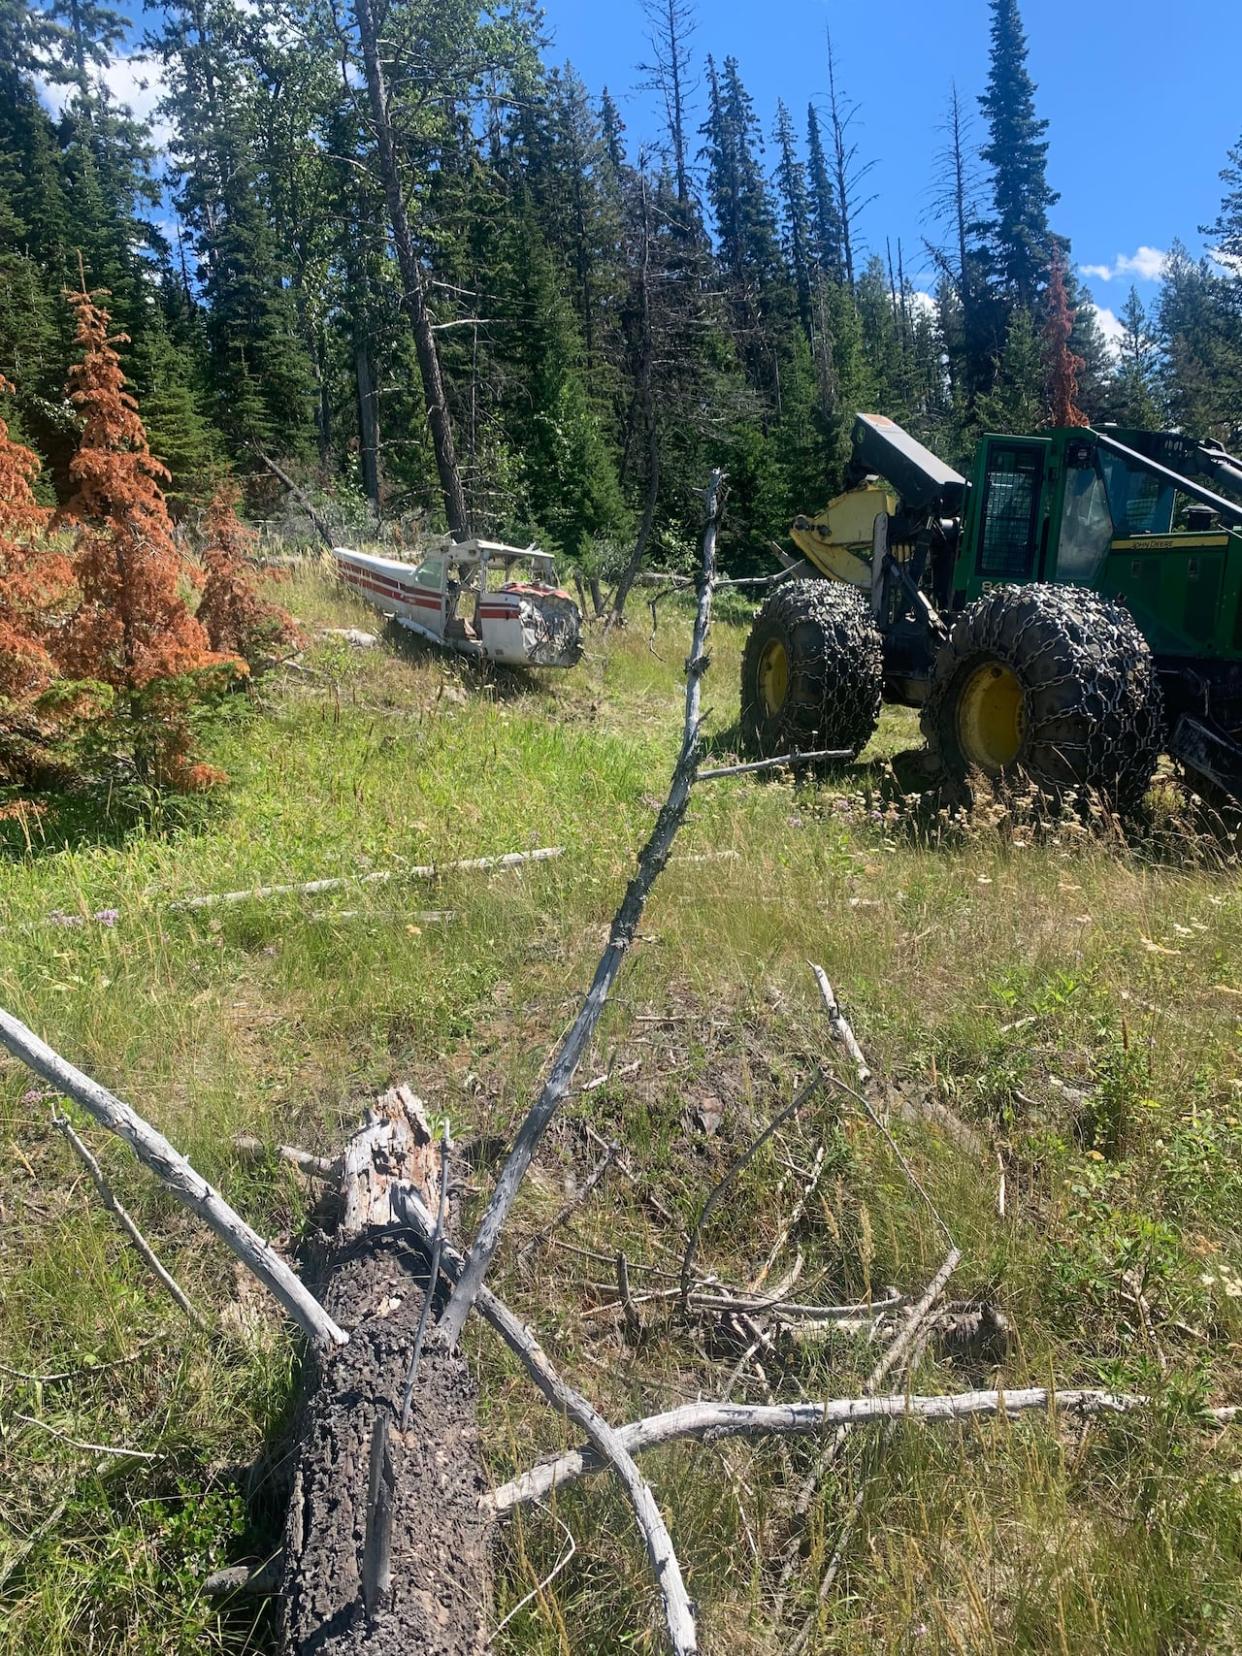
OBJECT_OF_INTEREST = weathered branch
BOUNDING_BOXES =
[810,964,871,1086]
[53,1113,204,1327]
[697,749,851,781]
[169,846,564,911]
[393,1185,699,1655]
[440,469,724,1351]
[233,1135,339,1179]
[487,1387,1239,1512]
[253,449,335,551]
[0,1008,347,1351]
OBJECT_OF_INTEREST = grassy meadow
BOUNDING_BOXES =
[2,560,1241,1654]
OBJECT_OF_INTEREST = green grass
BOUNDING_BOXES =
[2,563,1241,1653]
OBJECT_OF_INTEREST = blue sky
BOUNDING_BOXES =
[539,0,1242,343]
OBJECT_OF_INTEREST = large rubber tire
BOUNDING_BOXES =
[740,580,883,757]
[921,584,1164,811]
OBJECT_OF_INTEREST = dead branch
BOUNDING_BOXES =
[486,1387,1240,1512]
[617,1251,641,1344]
[0,1007,347,1351]
[14,1412,164,1462]
[253,448,336,551]
[392,1184,699,1656]
[233,1135,339,1179]
[697,748,852,781]
[52,1113,204,1327]
[169,845,564,911]
[204,1556,283,1597]
[809,964,871,1086]
[752,1145,827,1292]
[440,470,724,1353]
[680,1070,825,1314]
[486,1502,576,1644]
[361,1410,395,1621]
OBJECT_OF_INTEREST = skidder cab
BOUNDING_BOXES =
[741,412,1242,806]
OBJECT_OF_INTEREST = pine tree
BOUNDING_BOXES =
[823,32,873,290]
[505,202,627,561]
[639,0,696,207]
[974,305,1044,435]
[1201,130,1242,265]
[977,0,1058,309]
[773,100,812,333]
[58,285,240,788]
[131,308,221,504]
[1157,246,1242,442]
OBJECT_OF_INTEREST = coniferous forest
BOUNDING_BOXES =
[3,0,1242,575]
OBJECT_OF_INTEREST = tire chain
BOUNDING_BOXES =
[740,579,883,757]
[921,583,1164,810]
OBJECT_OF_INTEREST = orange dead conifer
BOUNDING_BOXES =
[196,480,299,668]
[1044,248,1088,429]
[0,375,72,777]
[58,285,242,789]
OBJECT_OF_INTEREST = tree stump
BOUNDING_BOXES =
[280,1087,494,1654]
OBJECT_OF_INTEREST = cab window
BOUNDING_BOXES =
[1057,455,1114,583]
[977,443,1045,579]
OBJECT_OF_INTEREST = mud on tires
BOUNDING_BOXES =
[921,583,1164,812]
[740,580,883,758]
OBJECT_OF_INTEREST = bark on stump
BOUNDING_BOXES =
[280,1088,494,1654]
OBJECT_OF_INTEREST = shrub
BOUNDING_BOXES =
[196,481,299,669]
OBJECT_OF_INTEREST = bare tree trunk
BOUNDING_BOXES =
[353,0,469,541]
[355,335,381,515]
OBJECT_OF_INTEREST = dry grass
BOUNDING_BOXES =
[1,564,1240,1653]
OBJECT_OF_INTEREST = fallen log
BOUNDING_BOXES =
[279,1086,494,1654]
[392,1182,699,1656]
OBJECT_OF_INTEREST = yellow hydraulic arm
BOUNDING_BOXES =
[788,482,894,586]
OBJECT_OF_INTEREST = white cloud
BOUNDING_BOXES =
[908,290,937,319]
[38,54,172,150]
[1078,246,1168,283]
[1091,304,1124,358]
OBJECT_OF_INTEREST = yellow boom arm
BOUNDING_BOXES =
[788,482,895,586]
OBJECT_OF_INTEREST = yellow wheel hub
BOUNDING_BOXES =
[758,637,790,717]
[956,660,1026,772]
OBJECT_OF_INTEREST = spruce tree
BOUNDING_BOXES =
[974,306,1044,434]
[804,104,843,281]
[977,0,1058,309]
[505,201,627,561]
[1112,288,1162,428]
[773,100,813,334]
